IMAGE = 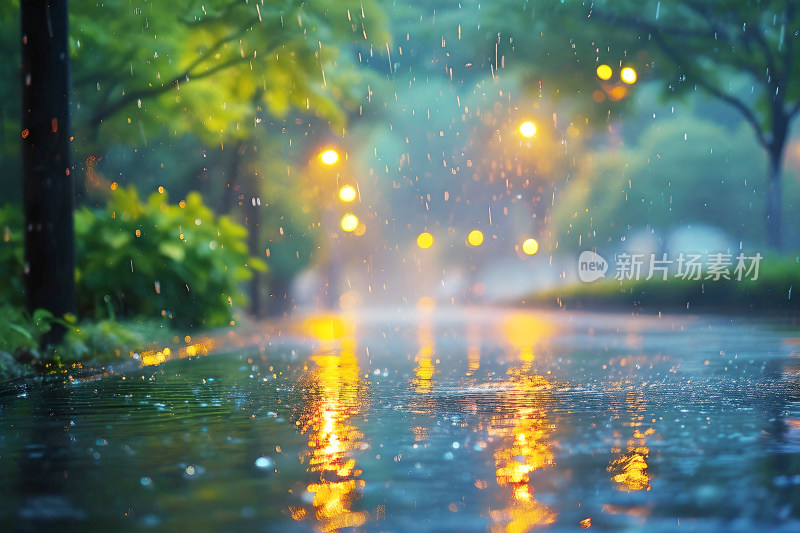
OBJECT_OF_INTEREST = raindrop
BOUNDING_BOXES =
[255,456,274,470]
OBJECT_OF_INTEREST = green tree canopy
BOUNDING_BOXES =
[551,109,773,250]
[70,0,391,146]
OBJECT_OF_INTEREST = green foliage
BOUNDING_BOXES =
[0,305,161,379]
[259,191,320,285]
[0,1,21,199]
[582,0,800,128]
[550,109,778,250]
[75,186,266,327]
[0,305,52,355]
[0,204,24,305]
[55,315,153,363]
[1,187,265,328]
[68,0,390,146]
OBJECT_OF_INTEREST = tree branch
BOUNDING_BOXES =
[86,56,249,128]
[776,3,797,113]
[85,16,261,128]
[73,49,138,89]
[593,5,770,148]
[749,22,778,84]
[649,31,769,149]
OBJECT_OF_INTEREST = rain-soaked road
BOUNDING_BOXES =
[1,308,800,532]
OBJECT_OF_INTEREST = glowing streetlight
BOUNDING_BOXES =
[417,232,434,249]
[467,229,484,247]
[596,64,613,81]
[320,149,339,165]
[519,121,537,138]
[339,185,356,202]
[522,238,539,256]
[340,213,358,232]
[620,67,637,84]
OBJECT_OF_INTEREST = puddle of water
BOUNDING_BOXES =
[1,309,799,532]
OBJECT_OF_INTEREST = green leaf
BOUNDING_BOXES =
[158,241,186,262]
[6,322,33,341]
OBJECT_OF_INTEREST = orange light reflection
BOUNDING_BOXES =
[489,314,558,531]
[295,319,369,531]
[137,337,215,367]
[607,392,653,492]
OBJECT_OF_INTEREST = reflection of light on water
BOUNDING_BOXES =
[302,315,355,342]
[608,447,651,491]
[489,402,558,531]
[608,392,653,492]
[137,337,215,367]
[503,313,554,372]
[503,314,553,357]
[466,323,481,376]
[294,322,369,531]
[412,321,436,395]
[489,314,558,531]
[412,425,429,442]
[493,409,555,486]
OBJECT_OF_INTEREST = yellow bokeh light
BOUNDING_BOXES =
[417,296,436,313]
[417,232,434,249]
[519,121,537,138]
[302,315,355,341]
[320,149,339,165]
[621,67,637,84]
[522,238,539,256]
[467,229,484,246]
[340,214,358,232]
[339,185,357,202]
[596,64,613,80]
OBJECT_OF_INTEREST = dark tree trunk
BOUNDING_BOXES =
[765,112,788,251]
[245,197,263,318]
[21,0,76,345]
[765,152,782,250]
[220,140,264,318]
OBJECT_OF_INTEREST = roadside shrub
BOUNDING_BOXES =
[0,304,159,378]
[0,187,266,329]
[75,186,266,327]
[0,305,51,355]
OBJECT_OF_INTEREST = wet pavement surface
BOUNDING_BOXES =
[1,308,800,532]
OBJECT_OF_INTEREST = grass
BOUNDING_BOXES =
[0,306,172,380]
[525,255,800,315]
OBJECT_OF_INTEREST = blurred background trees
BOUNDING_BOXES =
[3,0,799,323]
